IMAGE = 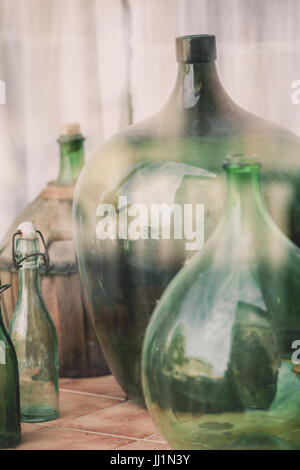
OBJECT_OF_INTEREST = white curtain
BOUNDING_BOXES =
[0,0,300,238]
[0,0,129,237]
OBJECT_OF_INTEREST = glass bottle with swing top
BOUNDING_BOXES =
[9,221,59,423]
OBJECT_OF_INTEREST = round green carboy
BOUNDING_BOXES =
[142,154,300,450]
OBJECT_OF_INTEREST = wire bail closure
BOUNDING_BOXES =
[0,284,11,295]
[12,229,49,270]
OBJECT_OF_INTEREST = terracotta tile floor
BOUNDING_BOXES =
[12,375,171,450]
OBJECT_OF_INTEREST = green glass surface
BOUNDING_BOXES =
[56,134,85,185]
[142,154,300,450]
[74,38,300,404]
[0,284,21,448]
[9,238,59,423]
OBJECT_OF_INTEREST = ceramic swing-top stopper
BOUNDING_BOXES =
[17,221,37,240]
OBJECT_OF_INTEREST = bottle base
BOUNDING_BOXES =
[21,405,59,423]
[0,433,21,449]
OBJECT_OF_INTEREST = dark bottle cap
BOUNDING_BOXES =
[176,35,217,63]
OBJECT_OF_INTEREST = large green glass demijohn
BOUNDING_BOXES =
[9,222,59,423]
[0,123,107,379]
[74,34,300,404]
[142,154,300,450]
[0,284,21,448]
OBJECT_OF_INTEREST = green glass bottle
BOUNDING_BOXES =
[9,222,59,423]
[0,284,21,448]
[142,154,300,450]
[56,123,85,185]
[74,34,300,405]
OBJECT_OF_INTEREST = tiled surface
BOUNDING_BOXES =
[11,375,171,450]
[60,375,126,399]
[17,427,132,450]
[61,401,158,438]
[118,440,171,450]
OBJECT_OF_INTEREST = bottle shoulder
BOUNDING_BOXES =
[10,299,57,338]
[97,97,300,141]
[83,109,300,173]
[76,113,300,205]
[0,322,15,348]
[0,321,19,368]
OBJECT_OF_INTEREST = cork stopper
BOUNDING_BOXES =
[60,123,81,136]
[17,221,37,240]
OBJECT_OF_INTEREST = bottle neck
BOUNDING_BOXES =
[18,267,41,302]
[0,285,11,336]
[169,61,233,112]
[15,238,42,304]
[224,165,266,231]
[56,135,85,185]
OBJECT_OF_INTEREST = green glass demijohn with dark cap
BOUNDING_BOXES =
[74,34,300,405]
[142,154,300,450]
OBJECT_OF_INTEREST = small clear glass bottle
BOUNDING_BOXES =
[9,222,59,423]
[0,284,21,448]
